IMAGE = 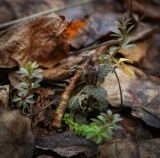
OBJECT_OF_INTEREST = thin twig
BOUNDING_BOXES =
[114,68,123,106]
[52,72,81,127]
[0,0,93,30]
[26,99,56,117]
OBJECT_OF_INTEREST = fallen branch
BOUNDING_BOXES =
[52,72,81,127]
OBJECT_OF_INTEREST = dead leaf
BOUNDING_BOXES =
[0,110,34,158]
[0,0,66,23]
[64,20,86,39]
[101,67,160,128]
[98,138,160,158]
[119,23,153,62]
[59,0,122,48]
[123,0,160,20]
[35,131,98,158]
[142,33,160,76]
[0,13,69,68]
[120,117,152,140]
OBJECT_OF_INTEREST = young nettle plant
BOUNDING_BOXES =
[68,56,113,114]
[64,110,122,144]
[13,61,43,112]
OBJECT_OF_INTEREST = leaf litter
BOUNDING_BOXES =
[0,0,160,158]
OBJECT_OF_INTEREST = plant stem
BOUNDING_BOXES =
[113,68,123,106]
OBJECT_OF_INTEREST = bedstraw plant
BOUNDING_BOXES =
[13,61,43,112]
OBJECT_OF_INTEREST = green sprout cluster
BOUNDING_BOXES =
[109,17,134,58]
[13,61,43,111]
[63,110,122,144]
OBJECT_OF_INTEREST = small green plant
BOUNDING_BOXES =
[68,17,135,114]
[13,61,43,112]
[63,110,122,144]
[109,17,134,58]
[68,57,113,114]
[108,17,135,78]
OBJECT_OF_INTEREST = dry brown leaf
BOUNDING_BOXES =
[0,13,69,68]
[0,0,65,23]
[119,23,153,62]
[0,110,34,158]
[123,0,160,20]
[35,131,97,157]
[101,67,160,128]
[119,40,152,62]
[64,20,86,39]
[98,138,160,158]
[142,33,160,76]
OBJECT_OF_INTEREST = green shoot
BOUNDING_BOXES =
[63,110,122,144]
[12,61,43,112]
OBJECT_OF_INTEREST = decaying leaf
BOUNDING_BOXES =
[101,67,160,128]
[0,13,69,68]
[0,0,66,23]
[0,110,34,158]
[98,138,160,158]
[64,20,86,39]
[123,0,160,20]
[35,131,98,158]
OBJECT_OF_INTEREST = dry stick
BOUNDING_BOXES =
[52,72,81,127]
[0,0,93,30]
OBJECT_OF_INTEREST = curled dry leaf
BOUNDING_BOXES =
[101,67,160,128]
[0,13,69,68]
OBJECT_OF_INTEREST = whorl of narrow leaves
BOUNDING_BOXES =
[63,110,122,144]
[110,17,134,51]
[13,61,43,111]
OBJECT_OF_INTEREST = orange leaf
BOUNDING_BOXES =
[65,20,86,39]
